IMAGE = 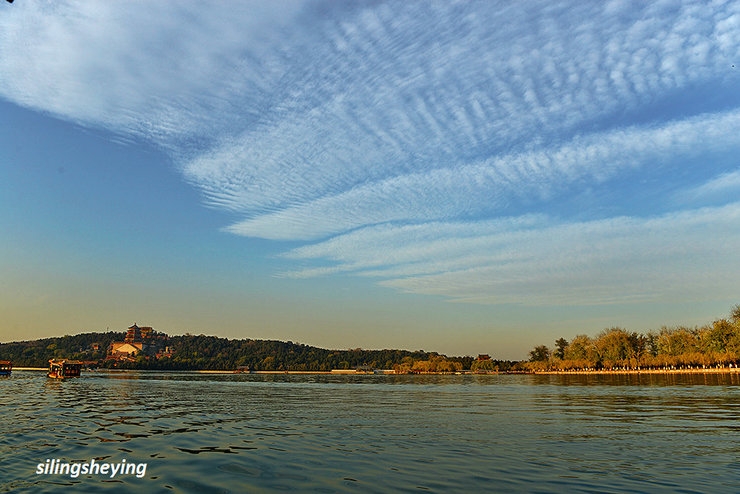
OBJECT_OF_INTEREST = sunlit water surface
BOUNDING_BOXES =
[2,371,740,492]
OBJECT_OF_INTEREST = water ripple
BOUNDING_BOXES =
[2,371,740,492]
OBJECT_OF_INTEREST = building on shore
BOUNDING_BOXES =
[109,323,168,361]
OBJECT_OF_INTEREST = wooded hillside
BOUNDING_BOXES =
[0,332,512,372]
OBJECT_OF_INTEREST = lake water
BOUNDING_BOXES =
[2,371,740,493]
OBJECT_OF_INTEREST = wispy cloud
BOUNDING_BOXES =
[223,110,740,240]
[680,168,740,206]
[179,0,740,229]
[1,0,739,306]
[0,0,306,141]
[282,203,740,305]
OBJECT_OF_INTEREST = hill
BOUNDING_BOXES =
[0,332,513,372]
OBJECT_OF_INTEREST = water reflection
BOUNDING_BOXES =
[530,371,740,387]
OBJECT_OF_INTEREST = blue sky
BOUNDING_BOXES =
[1,0,739,359]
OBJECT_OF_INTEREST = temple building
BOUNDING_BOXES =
[109,323,158,360]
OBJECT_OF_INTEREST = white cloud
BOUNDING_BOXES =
[4,0,738,186]
[177,0,740,242]
[283,203,740,305]
[0,0,306,142]
[681,168,740,205]
[223,109,740,240]
[2,0,740,308]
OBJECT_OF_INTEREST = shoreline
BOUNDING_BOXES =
[11,367,740,376]
[534,368,740,375]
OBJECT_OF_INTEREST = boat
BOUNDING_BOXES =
[0,360,11,376]
[47,359,82,379]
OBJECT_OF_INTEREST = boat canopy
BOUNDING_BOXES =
[48,359,82,378]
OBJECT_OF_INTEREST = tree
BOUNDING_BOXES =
[594,327,633,369]
[561,335,595,369]
[627,332,646,368]
[554,338,568,360]
[261,356,276,370]
[730,304,740,324]
[529,345,550,362]
[471,359,497,372]
[654,326,698,367]
[708,319,735,353]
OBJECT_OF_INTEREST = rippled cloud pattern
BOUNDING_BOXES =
[2,0,739,305]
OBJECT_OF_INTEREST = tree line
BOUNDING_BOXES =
[0,332,513,372]
[524,305,740,371]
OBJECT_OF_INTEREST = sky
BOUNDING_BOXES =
[1,0,739,360]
